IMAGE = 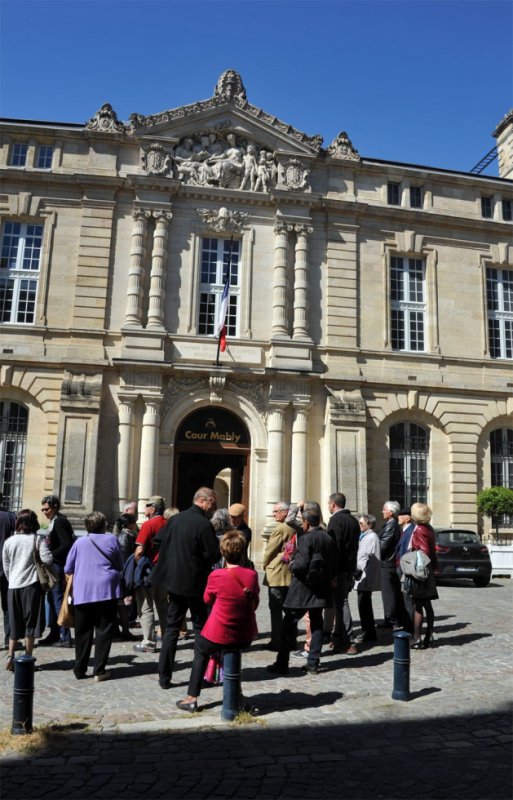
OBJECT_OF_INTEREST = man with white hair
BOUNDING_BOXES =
[378,500,407,629]
[262,501,295,651]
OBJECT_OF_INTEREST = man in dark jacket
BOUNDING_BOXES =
[327,492,360,655]
[378,500,408,629]
[268,502,337,675]
[151,487,219,689]
[39,494,75,646]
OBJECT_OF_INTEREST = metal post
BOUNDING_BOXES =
[392,630,412,701]
[11,654,36,734]
[221,650,241,721]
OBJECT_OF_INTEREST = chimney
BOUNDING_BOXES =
[493,110,513,180]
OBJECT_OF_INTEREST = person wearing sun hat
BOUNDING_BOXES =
[132,495,168,654]
[228,503,252,548]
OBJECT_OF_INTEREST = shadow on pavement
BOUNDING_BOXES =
[1,708,511,800]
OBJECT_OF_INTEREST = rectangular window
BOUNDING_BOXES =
[0,221,43,324]
[198,237,240,336]
[502,200,512,222]
[391,256,425,351]
[37,146,53,169]
[10,143,28,167]
[387,182,400,205]
[481,197,493,219]
[487,267,513,359]
[410,186,422,209]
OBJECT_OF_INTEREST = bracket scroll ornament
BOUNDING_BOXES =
[197,207,249,234]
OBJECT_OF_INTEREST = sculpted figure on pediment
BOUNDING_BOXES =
[171,130,283,193]
[86,103,125,133]
[214,69,247,103]
[141,142,172,175]
[327,131,360,161]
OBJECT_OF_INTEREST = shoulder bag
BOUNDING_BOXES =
[33,536,58,592]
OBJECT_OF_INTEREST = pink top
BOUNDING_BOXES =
[201,566,259,646]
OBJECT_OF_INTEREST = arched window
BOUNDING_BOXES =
[389,422,429,508]
[0,401,28,512]
[491,428,513,526]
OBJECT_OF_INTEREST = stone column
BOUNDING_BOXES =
[147,210,172,329]
[271,221,291,337]
[265,403,287,518]
[137,398,161,512]
[290,404,310,502]
[124,210,150,327]
[117,396,135,511]
[293,224,313,339]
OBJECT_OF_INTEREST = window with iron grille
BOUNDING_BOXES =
[390,256,425,351]
[10,143,28,167]
[389,422,429,508]
[0,401,28,513]
[37,146,53,169]
[387,182,400,205]
[486,267,512,359]
[198,237,240,336]
[0,221,43,324]
[490,428,513,526]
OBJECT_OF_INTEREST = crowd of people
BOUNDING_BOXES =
[0,488,438,707]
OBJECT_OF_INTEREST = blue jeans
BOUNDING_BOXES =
[46,563,71,642]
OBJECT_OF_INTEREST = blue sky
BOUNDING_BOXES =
[0,0,511,175]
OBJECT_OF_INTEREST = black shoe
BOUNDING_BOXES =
[354,634,378,643]
[52,639,72,648]
[267,662,288,675]
[158,676,171,690]
[302,663,320,675]
[38,636,60,646]
[74,670,88,680]
[176,699,198,713]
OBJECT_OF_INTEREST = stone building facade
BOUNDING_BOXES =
[1,71,512,555]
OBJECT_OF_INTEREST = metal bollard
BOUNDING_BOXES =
[392,630,412,701]
[222,650,241,721]
[12,654,36,734]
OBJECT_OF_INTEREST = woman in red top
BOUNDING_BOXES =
[176,530,259,713]
[410,503,439,650]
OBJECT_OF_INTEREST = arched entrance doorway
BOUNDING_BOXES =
[173,407,250,511]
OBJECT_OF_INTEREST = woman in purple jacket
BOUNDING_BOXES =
[65,512,122,681]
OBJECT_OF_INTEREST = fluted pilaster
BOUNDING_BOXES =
[272,221,292,337]
[117,396,135,511]
[124,210,150,327]
[265,402,288,518]
[147,210,172,329]
[293,224,313,339]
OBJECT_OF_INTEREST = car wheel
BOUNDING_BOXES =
[473,576,491,587]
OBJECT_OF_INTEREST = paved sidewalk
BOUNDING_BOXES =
[1,577,512,799]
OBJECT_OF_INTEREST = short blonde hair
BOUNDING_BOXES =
[411,502,432,524]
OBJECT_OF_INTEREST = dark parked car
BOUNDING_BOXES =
[434,528,492,587]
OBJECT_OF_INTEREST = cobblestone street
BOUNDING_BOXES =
[1,577,512,799]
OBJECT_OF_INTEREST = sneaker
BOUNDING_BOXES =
[94,671,110,682]
[133,643,156,653]
[292,650,309,659]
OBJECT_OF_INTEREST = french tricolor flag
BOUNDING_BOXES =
[215,277,230,352]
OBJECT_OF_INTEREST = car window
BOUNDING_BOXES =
[436,530,480,546]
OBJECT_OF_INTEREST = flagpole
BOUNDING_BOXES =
[215,235,234,367]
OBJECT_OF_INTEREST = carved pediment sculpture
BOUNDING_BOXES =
[172,129,282,193]
[85,103,125,133]
[327,131,360,161]
[141,142,172,175]
[214,69,247,103]
[197,207,249,234]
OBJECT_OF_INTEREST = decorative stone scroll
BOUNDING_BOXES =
[326,131,360,161]
[197,207,248,234]
[85,103,125,133]
[141,143,172,175]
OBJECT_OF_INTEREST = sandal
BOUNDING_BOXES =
[6,655,14,671]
